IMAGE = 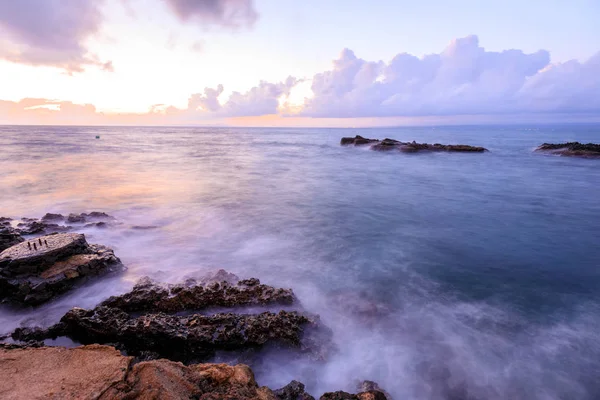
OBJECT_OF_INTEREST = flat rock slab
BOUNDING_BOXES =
[0,233,87,275]
[0,233,123,306]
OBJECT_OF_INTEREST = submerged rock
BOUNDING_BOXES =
[0,233,124,305]
[12,274,331,363]
[535,142,600,158]
[342,136,488,153]
[41,213,65,222]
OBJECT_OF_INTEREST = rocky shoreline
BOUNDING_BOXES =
[0,344,388,399]
[0,211,390,399]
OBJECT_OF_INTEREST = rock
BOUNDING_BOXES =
[84,211,116,220]
[535,142,600,158]
[15,219,72,235]
[320,391,388,400]
[14,306,324,363]
[0,225,24,253]
[275,380,316,400]
[357,381,392,399]
[0,344,279,400]
[41,213,65,222]
[341,136,488,153]
[84,221,107,228]
[340,135,380,146]
[0,233,124,306]
[67,213,86,223]
[100,273,295,313]
[12,273,331,363]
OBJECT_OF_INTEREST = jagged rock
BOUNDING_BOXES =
[67,213,86,223]
[342,136,488,153]
[535,142,600,158]
[275,380,316,400]
[15,219,72,235]
[357,381,392,399]
[0,233,124,305]
[13,307,324,363]
[320,391,388,400]
[41,213,65,222]
[0,225,24,252]
[84,221,107,228]
[340,135,380,146]
[100,273,295,313]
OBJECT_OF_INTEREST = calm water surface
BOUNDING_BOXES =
[1,125,599,399]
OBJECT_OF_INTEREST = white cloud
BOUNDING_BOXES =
[297,35,600,117]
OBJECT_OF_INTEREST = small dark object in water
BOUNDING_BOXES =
[27,242,31,250]
[95,135,100,139]
[33,243,37,251]
[44,240,48,247]
[38,238,42,245]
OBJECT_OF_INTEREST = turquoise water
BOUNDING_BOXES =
[1,124,599,399]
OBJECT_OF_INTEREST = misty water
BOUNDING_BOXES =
[1,125,600,399]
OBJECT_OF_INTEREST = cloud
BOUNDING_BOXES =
[163,0,258,29]
[298,35,600,117]
[0,0,259,72]
[186,77,298,117]
[0,0,110,73]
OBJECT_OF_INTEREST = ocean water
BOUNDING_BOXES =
[1,124,599,399]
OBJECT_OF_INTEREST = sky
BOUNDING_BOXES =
[0,0,599,126]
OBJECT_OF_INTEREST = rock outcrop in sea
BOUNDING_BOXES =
[535,142,600,158]
[341,135,488,153]
[0,344,390,399]
[12,273,331,363]
[0,232,124,305]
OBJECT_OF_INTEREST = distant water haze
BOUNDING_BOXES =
[1,125,599,399]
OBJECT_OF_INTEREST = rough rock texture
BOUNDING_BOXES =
[100,274,295,313]
[320,391,388,400]
[0,224,24,252]
[0,233,124,305]
[342,136,488,153]
[274,380,316,400]
[535,142,600,158]
[12,275,330,363]
[340,135,380,146]
[0,344,279,400]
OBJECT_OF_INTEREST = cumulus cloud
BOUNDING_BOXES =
[163,0,258,29]
[298,35,600,117]
[186,77,298,117]
[0,0,110,73]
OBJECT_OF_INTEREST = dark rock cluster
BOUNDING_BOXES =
[341,135,488,153]
[12,273,331,364]
[0,233,123,305]
[535,142,600,157]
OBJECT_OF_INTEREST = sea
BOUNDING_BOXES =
[1,124,599,399]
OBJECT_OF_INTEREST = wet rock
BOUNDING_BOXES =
[357,381,392,399]
[15,219,72,235]
[342,136,488,153]
[15,307,324,363]
[67,213,86,223]
[535,142,600,158]
[0,233,124,306]
[320,390,388,400]
[275,380,316,400]
[100,273,295,313]
[84,221,107,228]
[340,135,380,146]
[0,225,24,252]
[41,213,65,222]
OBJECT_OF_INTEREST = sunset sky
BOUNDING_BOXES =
[0,0,599,126]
